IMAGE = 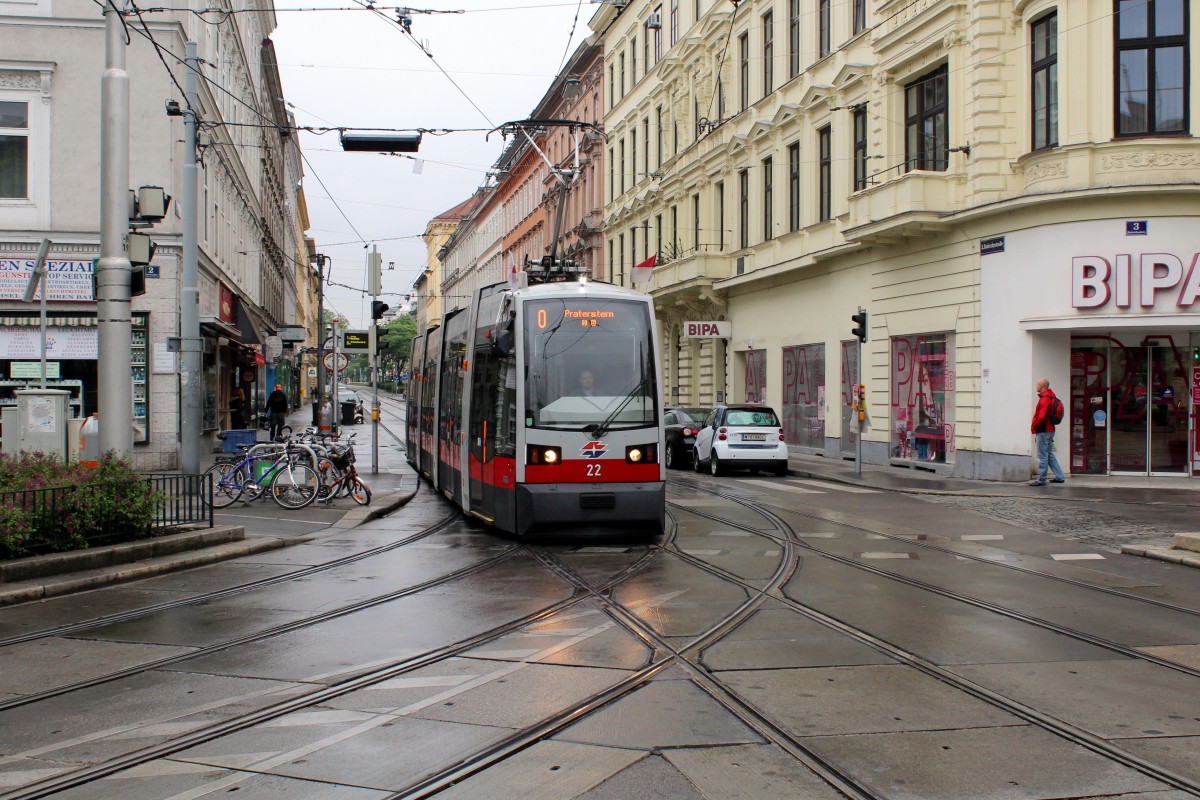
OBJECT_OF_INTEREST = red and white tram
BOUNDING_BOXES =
[406,277,665,537]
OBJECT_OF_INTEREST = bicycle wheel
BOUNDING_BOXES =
[349,476,371,506]
[269,462,320,509]
[203,461,246,508]
[316,457,341,500]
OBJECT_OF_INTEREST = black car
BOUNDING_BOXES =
[663,406,710,470]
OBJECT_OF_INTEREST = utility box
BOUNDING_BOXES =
[15,389,70,457]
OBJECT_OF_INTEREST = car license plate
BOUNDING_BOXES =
[743,433,766,441]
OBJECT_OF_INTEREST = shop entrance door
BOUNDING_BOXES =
[1109,342,1190,475]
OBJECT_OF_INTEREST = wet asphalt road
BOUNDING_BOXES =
[1,402,1199,798]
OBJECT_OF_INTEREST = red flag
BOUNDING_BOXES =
[631,254,657,285]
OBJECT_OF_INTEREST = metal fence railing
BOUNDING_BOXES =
[0,473,212,558]
[144,473,214,530]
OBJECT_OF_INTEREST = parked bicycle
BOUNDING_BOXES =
[315,436,371,506]
[202,439,320,510]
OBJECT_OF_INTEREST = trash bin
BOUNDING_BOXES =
[217,429,258,453]
[340,401,357,426]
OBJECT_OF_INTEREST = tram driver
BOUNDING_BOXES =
[575,369,599,397]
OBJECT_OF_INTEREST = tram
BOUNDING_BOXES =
[406,273,665,537]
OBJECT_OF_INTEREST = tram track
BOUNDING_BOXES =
[662,481,1200,796]
[0,504,460,650]
[0,502,680,800]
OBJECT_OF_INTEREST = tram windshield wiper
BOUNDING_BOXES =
[584,376,651,438]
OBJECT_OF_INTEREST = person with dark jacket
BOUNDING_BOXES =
[266,384,289,441]
[229,387,246,430]
[1029,377,1065,486]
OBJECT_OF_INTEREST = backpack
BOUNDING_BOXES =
[1048,396,1065,426]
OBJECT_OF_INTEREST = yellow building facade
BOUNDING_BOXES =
[593,0,1200,480]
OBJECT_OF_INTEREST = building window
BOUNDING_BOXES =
[788,141,800,231]
[891,332,955,464]
[618,233,625,285]
[818,126,831,221]
[644,25,650,72]
[670,0,679,45]
[762,156,773,240]
[818,0,830,58]
[716,181,725,250]
[789,0,800,78]
[653,4,663,61]
[656,213,663,258]
[631,130,638,185]
[619,138,626,195]
[643,117,650,176]
[0,101,29,199]
[619,52,626,98]
[656,106,664,167]
[1115,0,1186,136]
[631,36,637,84]
[853,0,866,35]
[608,147,614,198]
[905,65,948,172]
[782,344,825,448]
[852,106,868,191]
[738,169,749,249]
[693,193,700,251]
[608,64,615,108]
[739,32,750,111]
[608,240,614,283]
[1031,13,1058,150]
[762,11,774,97]
[717,79,726,120]
[671,204,678,255]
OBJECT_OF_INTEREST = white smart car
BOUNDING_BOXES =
[693,404,789,477]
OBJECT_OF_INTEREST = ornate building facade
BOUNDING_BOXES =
[591,0,1199,480]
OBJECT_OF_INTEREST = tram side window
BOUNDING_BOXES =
[470,339,516,462]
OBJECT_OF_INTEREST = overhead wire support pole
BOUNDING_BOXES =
[98,0,134,456]
[179,41,202,474]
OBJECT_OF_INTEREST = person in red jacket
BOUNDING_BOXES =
[1029,377,1065,486]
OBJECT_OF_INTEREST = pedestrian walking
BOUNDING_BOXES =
[266,383,289,441]
[1029,377,1065,486]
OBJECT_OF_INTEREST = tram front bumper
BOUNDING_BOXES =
[516,481,666,537]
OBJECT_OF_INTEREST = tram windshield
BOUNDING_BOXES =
[524,297,658,431]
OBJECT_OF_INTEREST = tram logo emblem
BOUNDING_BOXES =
[580,442,607,459]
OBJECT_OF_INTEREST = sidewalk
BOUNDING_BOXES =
[782,449,1199,504]
[0,405,419,606]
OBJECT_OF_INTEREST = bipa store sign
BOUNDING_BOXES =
[1072,253,1200,310]
[684,321,731,339]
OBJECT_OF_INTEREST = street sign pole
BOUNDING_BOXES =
[369,322,379,475]
[331,320,339,438]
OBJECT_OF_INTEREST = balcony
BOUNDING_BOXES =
[646,245,731,294]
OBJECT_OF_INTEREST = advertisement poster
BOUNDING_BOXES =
[0,259,95,301]
[0,327,98,359]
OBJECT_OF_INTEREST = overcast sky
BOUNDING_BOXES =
[271,0,595,328]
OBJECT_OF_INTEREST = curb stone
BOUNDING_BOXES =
[0,482,419,607]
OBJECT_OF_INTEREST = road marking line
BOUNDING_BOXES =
[1051,553,1106,561]
[962,534,1005,541]
[741,479,822,494]
[787,478,877,494]
[859,552,916,559]
[0,768,73,788]
[681,549,725,556]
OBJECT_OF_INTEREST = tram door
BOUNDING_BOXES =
[437,310,468,505]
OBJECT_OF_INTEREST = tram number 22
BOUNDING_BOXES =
[586,464,602,477]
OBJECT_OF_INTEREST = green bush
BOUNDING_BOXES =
[0,452,158,560]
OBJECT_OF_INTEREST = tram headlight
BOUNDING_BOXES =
[527,444,562,465]
[625,444,658,464]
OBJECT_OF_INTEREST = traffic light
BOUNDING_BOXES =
[371,301,389,320]
[851,310,868,343]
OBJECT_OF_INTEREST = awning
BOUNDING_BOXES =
[0,313,97,327]
[234,299,262,345]
[200,315,239,338]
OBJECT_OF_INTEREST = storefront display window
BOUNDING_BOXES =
[745,349,766,404]
[890,333,955,464]
[840,340,859,456]
[782,344,824,448]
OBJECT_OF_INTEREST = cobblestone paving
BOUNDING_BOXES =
[916,495,1180,552]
